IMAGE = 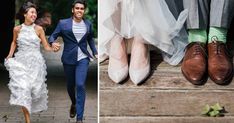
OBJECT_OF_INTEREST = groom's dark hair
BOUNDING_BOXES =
[72,0,87,9]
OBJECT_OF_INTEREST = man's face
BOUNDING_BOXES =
[35,12,52,28]
[72,3,85,20]
[43,12,52,26]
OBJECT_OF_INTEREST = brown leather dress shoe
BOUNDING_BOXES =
[70,104,76,118]
[208,41,233,85]
[181,42,207,85]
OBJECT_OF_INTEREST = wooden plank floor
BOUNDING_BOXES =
[99,50,234,123]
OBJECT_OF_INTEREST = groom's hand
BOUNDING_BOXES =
[52,42,61,52]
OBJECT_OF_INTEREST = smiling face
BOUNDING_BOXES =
[72,3,85,21]
[24,7,37,23]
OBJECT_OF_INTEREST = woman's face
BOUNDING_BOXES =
[72,3,85,20]
[24,7,37,23]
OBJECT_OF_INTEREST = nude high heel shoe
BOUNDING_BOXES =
[108,35,129,83]
[129,37,150,85]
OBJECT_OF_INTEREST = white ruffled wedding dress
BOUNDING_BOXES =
[4,23,48,114]
[99,0,189,65]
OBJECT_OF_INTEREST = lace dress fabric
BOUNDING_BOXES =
[99,0,189,65]
[4,23,48,114]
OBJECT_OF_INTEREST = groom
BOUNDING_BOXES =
[181,0,234,85]
[48,0,97,122]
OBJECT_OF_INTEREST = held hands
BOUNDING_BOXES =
[52,42,61,52]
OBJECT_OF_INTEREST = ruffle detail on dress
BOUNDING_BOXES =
[5,23,48,114]
[5,54,48,114]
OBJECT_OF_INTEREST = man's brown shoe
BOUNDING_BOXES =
[70,104,76,118]
[208,41,233,85]
[181,42,207,85]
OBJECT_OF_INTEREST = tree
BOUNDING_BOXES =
[38,0,97,37]
[15,0,97,37]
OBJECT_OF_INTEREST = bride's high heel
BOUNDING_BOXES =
[108,63,128,83]
[129,36,150,85]
[108,35,128,83]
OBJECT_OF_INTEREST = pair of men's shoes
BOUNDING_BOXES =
[181,41,233,85]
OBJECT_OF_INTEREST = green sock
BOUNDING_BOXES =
[188,29,207,43]
[208,27,227,43]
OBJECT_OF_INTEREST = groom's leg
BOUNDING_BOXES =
[210,0,234,28]
[63,64,76,105]
[181,0,209,85]
[208,0,234,43]
[207,0,234,84]
[75,58,90,121]
[183,0,210,43]
[183,0,210,29]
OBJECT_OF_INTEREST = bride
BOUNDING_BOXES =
[4,2,59,123]
[99,0,189,85]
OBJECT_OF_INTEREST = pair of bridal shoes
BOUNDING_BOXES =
[108,35,150,85]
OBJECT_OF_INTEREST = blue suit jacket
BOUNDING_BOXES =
[49,17,98,65]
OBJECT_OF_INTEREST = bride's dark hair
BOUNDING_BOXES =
[16,1,37,24]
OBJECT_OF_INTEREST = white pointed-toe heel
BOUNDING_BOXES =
[108,35,129,83]
[108,63,128,83]
[129,53,150,85]
[129,38,150,85]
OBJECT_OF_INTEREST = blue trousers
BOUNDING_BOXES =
[63,58,90,120]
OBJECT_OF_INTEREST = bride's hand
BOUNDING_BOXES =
[5,55,12,60]
[52,42,61,52]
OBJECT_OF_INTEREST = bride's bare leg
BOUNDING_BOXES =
[21,107,30,123]
[108,34,128,83]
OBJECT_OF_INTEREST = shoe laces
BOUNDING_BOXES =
[212,41,222,55]
[194,43,205,55]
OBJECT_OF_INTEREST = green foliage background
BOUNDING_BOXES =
[16,0,97,37]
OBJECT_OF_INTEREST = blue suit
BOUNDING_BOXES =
[49,17,97,64]
[49,17,97,120]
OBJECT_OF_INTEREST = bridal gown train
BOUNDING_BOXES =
[4,23,48,114]
[99,0,189,65]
